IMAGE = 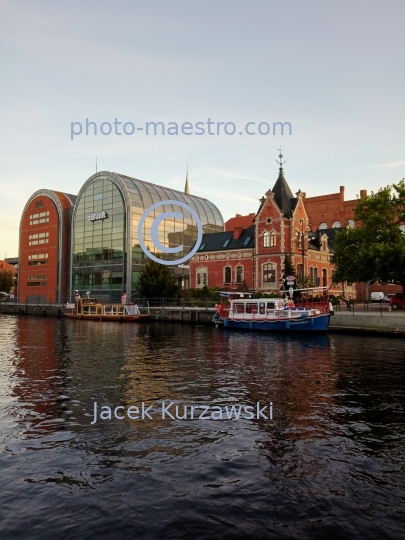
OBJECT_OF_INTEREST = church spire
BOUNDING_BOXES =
[184,162,190,194]
[271,148,295,216]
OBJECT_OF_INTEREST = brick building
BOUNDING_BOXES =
[191,161,356,298]
[18,190,76,303]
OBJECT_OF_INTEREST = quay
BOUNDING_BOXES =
[1,302,405,335]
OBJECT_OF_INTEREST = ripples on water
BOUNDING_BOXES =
[0,315,404,539]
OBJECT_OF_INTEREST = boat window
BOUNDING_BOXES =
[267,302,276,309]
[118,306,125,314]
[245,303,258,314]
[259,302,265,315]
[234,303,244,314]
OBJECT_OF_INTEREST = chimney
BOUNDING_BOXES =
[233,227,243,240]
[339,186,345,213]
[360,189,367,199]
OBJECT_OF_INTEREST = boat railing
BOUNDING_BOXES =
[217,301,330,321]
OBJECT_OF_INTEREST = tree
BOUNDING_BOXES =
[136,260,179,298]
[282,254,295,278]
[0,271,15,293]
[331,180,405,291]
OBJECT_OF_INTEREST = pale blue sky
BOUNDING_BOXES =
[1,0,404,257]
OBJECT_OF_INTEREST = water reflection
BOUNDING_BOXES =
[0,315,404,540]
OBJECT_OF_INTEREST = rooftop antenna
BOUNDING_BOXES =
[276,147,285,171]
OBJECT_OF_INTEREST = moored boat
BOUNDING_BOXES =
[214,290,331,332]
[65,298,150,322]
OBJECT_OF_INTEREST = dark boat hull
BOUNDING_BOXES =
[223,313,330,331]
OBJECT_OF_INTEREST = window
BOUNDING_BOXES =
[28,232,49,246]
[28,275,47,280]
[223,239,231,248]
[263,263,276,283]
[236,265,243,283]
[35,200,43,208]
[224,266,231,283]
[345,220,355,228]
[28,253,48,260]
[322,268,328,287]
[263,231,270,247]
[297,263,303,281]
[270,232,276,247]
[27,281,47,287]
[197,273,201,285]
[203,272,207,285]
[297,232,302,249]
[94,193,103,200]
[332,221,341,228]
[28,260,48,266]
[243,236,251,246]
[199,244,206,250]
[319,222,327,229]
[310,267,319,286]
[29,211,50,226]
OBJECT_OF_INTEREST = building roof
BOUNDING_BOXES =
[197,225,255,252]
[271,167,297,217]
[0,260,18,275]
[308,227,346,252]
[225,213,256,231]
[64,193,77,205]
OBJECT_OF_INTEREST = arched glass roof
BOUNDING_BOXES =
[116,173,224,230]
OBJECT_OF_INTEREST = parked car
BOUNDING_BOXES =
[0,292,14,301]
[384,293,395,302]
[370,292,384,303]
[389,293,403,310]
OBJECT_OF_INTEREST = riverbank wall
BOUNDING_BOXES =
[1,303,404,335]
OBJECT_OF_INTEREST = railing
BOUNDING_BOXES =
[138,298,218,309]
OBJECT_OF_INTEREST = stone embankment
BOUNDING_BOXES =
[1,303,404,335]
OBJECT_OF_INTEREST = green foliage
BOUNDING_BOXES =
[136,260,179,298]
[186,286,220,300]
[331,179,405,291]
[0,271,15,293]
[282,254,295,278]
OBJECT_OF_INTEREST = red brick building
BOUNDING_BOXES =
[18,190,76,303]
[191,162,356,298]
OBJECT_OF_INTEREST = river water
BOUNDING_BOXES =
[0,315,404,539]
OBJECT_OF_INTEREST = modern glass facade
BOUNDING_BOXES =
[71,172,224,301]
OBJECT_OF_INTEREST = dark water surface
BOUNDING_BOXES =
[0,315,404,540]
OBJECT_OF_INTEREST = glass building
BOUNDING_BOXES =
[70,172,224,301]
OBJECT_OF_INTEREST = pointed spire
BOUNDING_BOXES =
[184,162,190,194]
[271,149,295,216]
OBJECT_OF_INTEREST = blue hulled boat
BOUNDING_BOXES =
[214,293,331,332]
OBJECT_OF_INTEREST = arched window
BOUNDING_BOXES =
[263,263,276,284]
[263,231,270,247]
[270,232,276,247]
[297,231,302,249]
[297,263,303,281]
[236,265,243,283]
[319,222,327,229]
[332,221,341,228]
[345,219,355,228]
[322,268,328,287]
[196,267,208,288]
[224,266,231,284]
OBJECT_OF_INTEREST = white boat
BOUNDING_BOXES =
[213,288,331,332]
